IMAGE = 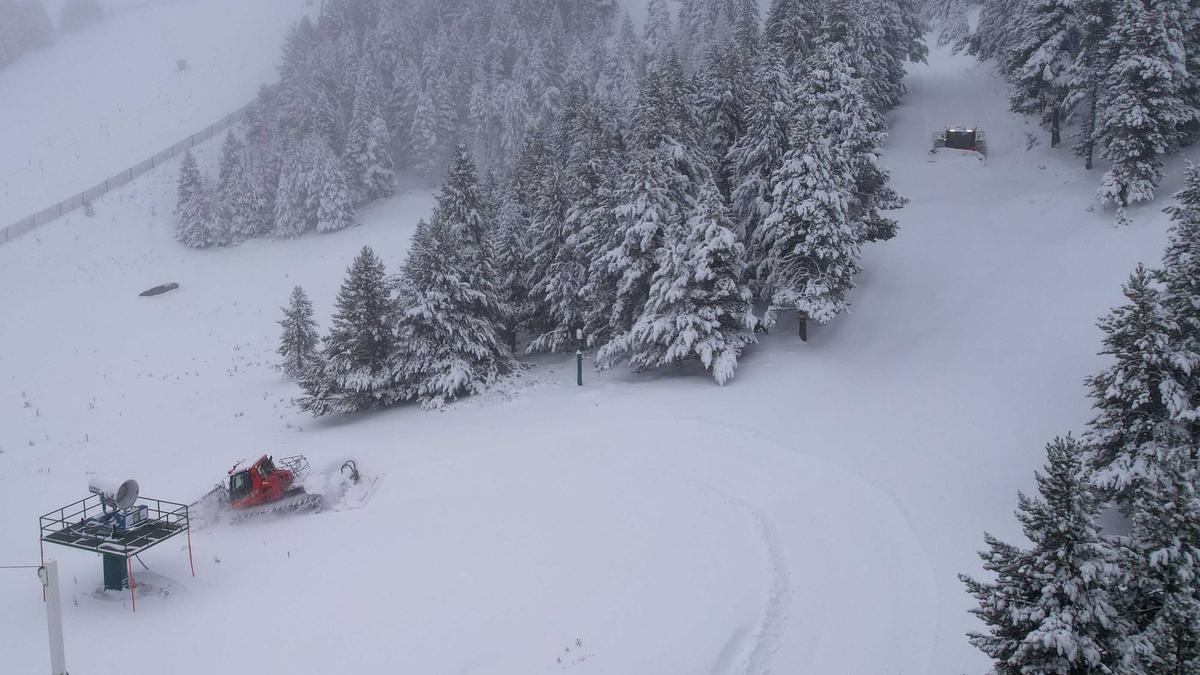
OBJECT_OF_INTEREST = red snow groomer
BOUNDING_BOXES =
[193,455,325,522]
[192,454,367,524]
[227,455,319,513]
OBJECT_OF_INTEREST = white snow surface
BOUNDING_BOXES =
[0,0,315,229]
[1,40,1196,674]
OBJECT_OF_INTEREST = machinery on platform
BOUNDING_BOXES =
[39,478,194,608]
[80,477,149,534]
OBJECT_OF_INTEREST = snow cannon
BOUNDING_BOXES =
[41,478,194,601]
[88,477,139,511]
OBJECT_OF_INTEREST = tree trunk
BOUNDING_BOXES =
[1083,86,1098,170]
[1050,105,1061,148]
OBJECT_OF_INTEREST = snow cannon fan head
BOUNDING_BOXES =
[88,477,139,511]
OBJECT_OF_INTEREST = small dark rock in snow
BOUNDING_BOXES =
[139,282,180,297]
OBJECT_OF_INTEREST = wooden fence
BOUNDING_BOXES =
[0,104,252,245]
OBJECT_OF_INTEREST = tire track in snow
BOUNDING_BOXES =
[731,494,790,675]
[676,476,790,675]
[667,415,940,675]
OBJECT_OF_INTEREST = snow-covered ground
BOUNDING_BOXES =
[1,40,1195,673]
[0,0,315,229]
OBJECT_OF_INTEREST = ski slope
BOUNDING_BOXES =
[0,0,316,230]
[0,41,1194,673]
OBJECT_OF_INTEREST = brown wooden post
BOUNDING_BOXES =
[798,312,808,342]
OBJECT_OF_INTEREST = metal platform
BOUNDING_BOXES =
[39,494,194,610]
[40,494,191,558]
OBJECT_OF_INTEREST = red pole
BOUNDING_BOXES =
[127,557,136,613]
[187,527,195,577]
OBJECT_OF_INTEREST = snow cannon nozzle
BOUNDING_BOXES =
[88,477,139,511]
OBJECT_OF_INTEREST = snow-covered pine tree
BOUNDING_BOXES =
[854,0,925,112]
[757,107,860,328]
[1096,0,1190,216]
[964,0,1036,66]
[432,146,510,340]
[528,90,621,353]
[392,217,515,408]
[597,179,755,384]
[728,45,792,283]
[1153,0,1197,151]
[312,136,355,233]
[602,146,681,337]
[469,65,503,170]
[274,134,354,237]
[1085,264,1192,507]
[1065,0,1116,169]
[435,145,489,248]
[343,57,395,205]
[1181,0,1200,144]
[278,286,320,379]
[1160,163,1200,362]
[888,0,929,65]
[510,127,555,214]
[214,131,246,245]
[523,152,573,344]
[273,140,310,238]
[298,246,401,415]
[594,14,643,129]
[643,0,674,65]
[796,40,904,243]
[490,188,533,350]
[217,130,245,189]
[959,533,1031,670]
[926,0,972,47]
[677,0,751,68]
[1093,168,1200,675]
[960,436,1134,675]
[1154,163,1200,459]
[1007,0,1081,147]
[227,168,272,241]
[764,0,822,68]
[597,54,707,338]
[1122,437,1200,674]
[409,80,442,177]
[175,150,215,248]
[562,37,595,87]
[569,104,625,348]
[697,34,751,201]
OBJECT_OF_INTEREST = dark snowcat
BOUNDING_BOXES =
[931,126,987,158]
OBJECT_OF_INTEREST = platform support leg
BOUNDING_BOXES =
[127,557,136,612]
[39,559,68,675]
[102,553,127,591]
[187,527,195,577]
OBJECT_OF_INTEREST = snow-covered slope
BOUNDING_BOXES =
[0,0,315,230]
[0,42,1194,673]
